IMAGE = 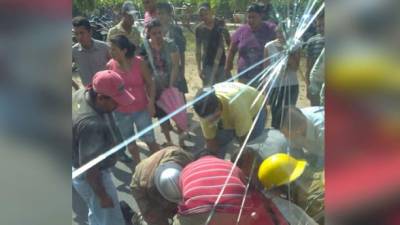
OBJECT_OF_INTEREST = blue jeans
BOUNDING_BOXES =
[215,107,267,157]
[72,169,125,225]
[114,110,156,143]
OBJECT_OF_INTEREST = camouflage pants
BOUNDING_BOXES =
[294,170,325,224]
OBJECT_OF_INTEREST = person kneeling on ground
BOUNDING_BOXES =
[193,82,268,158]
[72,70,135,225]
[172,153,288,225]
[130,146,194,225]
[234,149,324,224]
[277,106,324,171]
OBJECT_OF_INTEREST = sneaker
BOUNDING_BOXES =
[131,211,144,225]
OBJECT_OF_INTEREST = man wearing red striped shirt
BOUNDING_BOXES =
[172,155,288,225]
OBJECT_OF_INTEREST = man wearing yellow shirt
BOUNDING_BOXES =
[193,82,267,156]
[107,1,141,47]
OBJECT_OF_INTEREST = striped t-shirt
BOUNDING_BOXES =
[178,156,250,215]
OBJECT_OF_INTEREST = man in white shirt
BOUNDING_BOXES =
[278,106,324,170]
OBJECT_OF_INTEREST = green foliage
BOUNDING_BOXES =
[73,0,95,14]
[73,0,126,15]
[230,0,249,12]
[73,0,323,17]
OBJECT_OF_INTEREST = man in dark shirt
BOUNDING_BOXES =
[195,3,231,87]
[72,70,135,225]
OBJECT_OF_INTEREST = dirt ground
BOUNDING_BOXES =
[183,50,310,107]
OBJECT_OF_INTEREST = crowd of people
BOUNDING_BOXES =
[72,1,325,225]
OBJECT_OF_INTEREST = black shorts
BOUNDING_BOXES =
[154,103,168,119]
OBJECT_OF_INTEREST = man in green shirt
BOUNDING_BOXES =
[107,1,141,47]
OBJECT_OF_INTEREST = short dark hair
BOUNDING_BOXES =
[193,90,219,118]
[145,18,162,35]
[88,87,112,102]
[109,35,136,58]
[72,16,91,31]
[198,2,211,11]
[277,106,306,130]
[156,2,173,15]
[246,3,263,14]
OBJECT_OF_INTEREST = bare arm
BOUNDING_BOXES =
[223,27,231,47]
[305,55,313,86]
[195,27,203,76]
[177,26,187,76]
[206,138,220,153]
[304,43,313,86]
[78,121,114,208]
[140,60,156,103]
[86,167,114,208]
[169,51,180,87]
[195,41,202,76]
[140,60,156,116]
[180,52,185,77]
[86,167,109,199]
[264,47,270,69]
[225,41,238,73]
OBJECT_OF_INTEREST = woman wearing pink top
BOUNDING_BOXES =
[108,35,159,165]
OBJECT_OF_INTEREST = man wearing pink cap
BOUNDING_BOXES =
[72,70,135,225]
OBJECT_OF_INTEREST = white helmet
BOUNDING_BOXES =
[154,161,182,203]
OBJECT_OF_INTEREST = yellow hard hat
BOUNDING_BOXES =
[257,153,307,189]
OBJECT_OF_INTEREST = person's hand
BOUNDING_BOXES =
[224,63,232,74]
[147,102,155,117]
[99,195,114,208]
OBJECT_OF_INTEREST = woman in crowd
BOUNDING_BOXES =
[156,2,189,101]
[225,3,276,87]
[107,34,159,165]
[140,18,186,147]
